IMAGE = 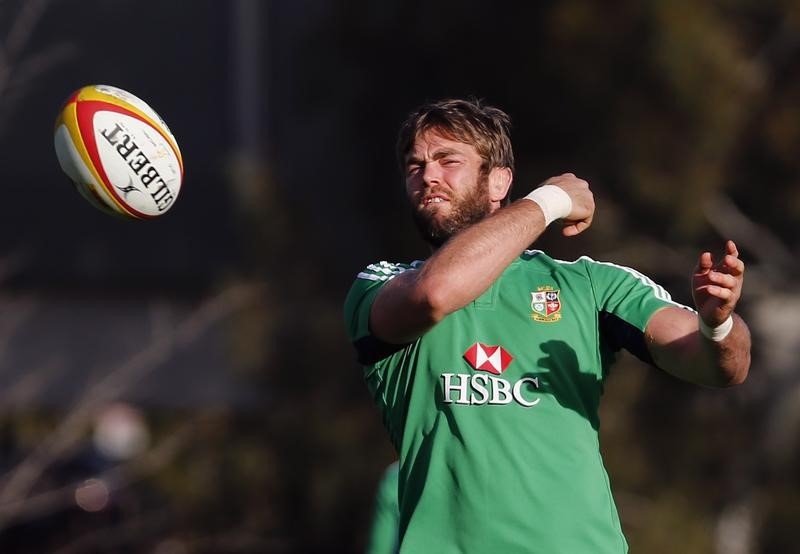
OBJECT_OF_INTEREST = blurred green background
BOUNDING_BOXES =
[0,0,798,552]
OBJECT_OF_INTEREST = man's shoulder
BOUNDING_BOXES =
[354,260,424,283]
[519,249,593,273]
[520,251,682,307]
[344,260,424,317]
[519,250,632,274]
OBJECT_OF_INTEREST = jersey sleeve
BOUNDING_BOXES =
[344,261,415,365]
[583,257,695,363]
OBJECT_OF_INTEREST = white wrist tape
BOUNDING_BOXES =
[698,315,733,342]
[523,185,572,226]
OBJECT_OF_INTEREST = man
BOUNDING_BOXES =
[344,98,750,553]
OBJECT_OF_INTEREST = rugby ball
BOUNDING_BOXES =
[54,85,183,219]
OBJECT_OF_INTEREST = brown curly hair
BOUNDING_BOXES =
[396,98,515,203]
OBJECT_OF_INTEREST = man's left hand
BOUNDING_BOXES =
[692,240,745,327]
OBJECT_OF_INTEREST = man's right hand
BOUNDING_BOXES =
[538,173,595,236]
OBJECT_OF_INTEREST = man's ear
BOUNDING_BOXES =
[488,167,513,202]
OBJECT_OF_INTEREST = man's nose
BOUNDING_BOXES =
[422,162,442,185]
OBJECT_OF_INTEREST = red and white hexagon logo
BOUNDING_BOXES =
[463,343,514,375]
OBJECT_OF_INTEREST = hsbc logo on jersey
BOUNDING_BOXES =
[463,343,513,374]
[441,343,541,408]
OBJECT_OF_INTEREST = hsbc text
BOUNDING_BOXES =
[441,373,540,407]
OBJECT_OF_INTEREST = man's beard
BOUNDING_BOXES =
[411,177,492,248]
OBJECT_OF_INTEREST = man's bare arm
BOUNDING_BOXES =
[371,174,594,344]
[646,308,750,386]
[646,240,751,387]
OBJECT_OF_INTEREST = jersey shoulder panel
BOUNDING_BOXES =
[343,260,422,343]
[520,249,594,278]
[578,255,694,329]
[523,251,693,324]
[357,260,421,282]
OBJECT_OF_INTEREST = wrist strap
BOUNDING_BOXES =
[699,315,733,342]
[523,185,572,226]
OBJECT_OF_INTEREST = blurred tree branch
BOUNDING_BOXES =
[705,194,796,285]
[0,283,262,530]
[0,418,191,526]
[0,0,76,134]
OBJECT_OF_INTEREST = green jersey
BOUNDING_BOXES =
[345,250,691,553]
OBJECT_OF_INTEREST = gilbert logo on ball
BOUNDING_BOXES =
[54,84,183,219]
